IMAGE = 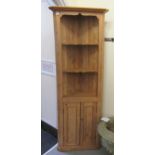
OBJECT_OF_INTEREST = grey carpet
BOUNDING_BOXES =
[41,129,57,154]
[45,146,111,155]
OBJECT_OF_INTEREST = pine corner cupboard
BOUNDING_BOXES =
[49,6,108,151]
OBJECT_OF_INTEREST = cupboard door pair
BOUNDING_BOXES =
[63,102,97,147]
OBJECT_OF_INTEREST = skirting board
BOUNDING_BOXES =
[41,120,58,138]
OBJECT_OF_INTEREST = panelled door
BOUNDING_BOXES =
[63,102,81,146]
[63,102,97,148]
[81,102,97,146]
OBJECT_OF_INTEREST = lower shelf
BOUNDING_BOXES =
[64,92,97,97]
[63,73,98,97]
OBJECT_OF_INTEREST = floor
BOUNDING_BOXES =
[41,129,57,154]
[41,128,111,155]
[45,145,111,155]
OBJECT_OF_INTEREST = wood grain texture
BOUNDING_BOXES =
[81,102,97,145]
[61,15,99,45]
[51,7,108,151]
[64,102,80,146]
[63,73,98,97]
[62,45,98,73]
[49,6,108,13]
[53,13,64,147]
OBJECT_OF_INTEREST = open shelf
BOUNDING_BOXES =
[63,73,98,97]
[61,15,99,45]
[62,45,98,72]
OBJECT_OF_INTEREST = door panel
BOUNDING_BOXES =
[81,102,97,145]
[63,102,81,146]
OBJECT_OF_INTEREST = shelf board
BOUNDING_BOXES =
[63,70,97,73]
[62,97,98,102]
[63,91,97,97]
[62,43,98,46]
[49,6,109,14]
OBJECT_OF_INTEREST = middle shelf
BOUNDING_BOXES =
[63,70,97,73]
[62,45,98,72]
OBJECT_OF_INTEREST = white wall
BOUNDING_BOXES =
[41,0,114,128]
[41,0,57,128]
[103,42,114,116]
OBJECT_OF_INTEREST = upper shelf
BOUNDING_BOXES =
[49,6,109,14]
[61,15,99,45]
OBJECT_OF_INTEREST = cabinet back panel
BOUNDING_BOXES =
[62,45,98,72]
[61,15,99,44]
[63,73,98,97]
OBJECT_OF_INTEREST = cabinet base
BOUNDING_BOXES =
[57,144,101,152]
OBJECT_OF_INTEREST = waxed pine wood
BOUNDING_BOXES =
[49,6,108,151]
[63,102,81,146]
[62,45,98,72]
[61,15,99,45]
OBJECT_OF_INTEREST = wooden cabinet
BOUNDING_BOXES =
[49,6,108,151]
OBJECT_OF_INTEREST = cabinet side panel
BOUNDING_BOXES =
[97,14,104,120]
[53,13,63,147]
[95,14,105,145]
